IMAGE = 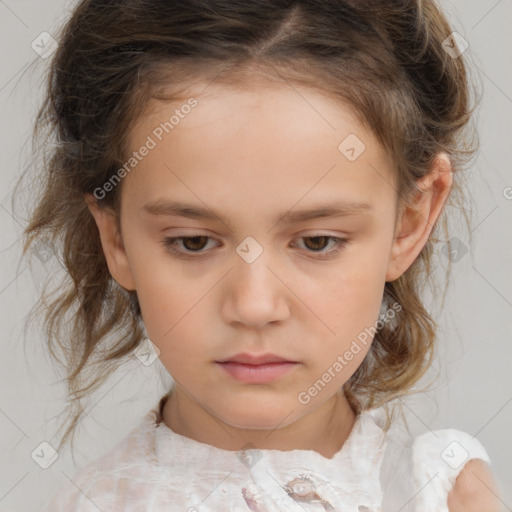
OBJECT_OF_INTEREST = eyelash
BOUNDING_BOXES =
[161,234,349,260]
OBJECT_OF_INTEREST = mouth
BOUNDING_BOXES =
[216,352,297,365]
[215,353,299,383]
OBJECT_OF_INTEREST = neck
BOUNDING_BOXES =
[162,387,357,459]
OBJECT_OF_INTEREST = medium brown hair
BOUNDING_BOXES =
[16,0,479,452]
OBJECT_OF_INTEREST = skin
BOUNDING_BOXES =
[86,80,454,459]
[448,459,503,512]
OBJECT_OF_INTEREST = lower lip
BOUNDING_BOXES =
[216,361,298,383]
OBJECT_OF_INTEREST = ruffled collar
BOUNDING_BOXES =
[146,394,390,510]
[152,393,387,467]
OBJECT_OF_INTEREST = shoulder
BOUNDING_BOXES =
[447,458,502,512]
[43,410,160,511]
[411,427,502,511]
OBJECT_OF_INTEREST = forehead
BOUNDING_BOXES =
[122,82,397,219]
[133,80,367,141]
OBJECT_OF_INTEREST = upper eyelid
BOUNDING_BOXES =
[162,229,347,238]
[164,232,345,243]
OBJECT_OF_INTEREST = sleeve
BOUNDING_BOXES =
[41,461,134,512]
[41,411,160,511]
[42,471,104,512]
[411,428,492,512]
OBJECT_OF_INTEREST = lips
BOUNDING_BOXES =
[216,359,298,384]
[215,352,296,365]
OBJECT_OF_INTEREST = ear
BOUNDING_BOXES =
[85,194,136,290]
[385,153,453,282]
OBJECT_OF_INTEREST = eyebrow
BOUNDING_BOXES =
[143,199,373,230]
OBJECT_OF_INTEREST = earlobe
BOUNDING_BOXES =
[385,153,453,282]
[84,194,136,291]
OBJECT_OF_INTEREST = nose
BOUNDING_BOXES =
[220,247,290,329]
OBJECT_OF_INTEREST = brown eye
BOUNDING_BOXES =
[302,236,331,252]
[293,234,349,259]
[162,235,216,257]
[180,236,209,251]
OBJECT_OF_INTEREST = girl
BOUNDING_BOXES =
[20,0,502,510]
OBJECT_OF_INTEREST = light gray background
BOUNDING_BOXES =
[0,1,511,510]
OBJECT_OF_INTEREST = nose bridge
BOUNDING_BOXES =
[234,235,280,298]
[222,235,289,327]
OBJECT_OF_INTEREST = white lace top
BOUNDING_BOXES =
[43,394,491,512]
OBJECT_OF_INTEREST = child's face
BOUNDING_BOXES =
[91,80,437,432]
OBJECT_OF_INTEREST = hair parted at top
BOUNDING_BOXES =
[17,0,479,452]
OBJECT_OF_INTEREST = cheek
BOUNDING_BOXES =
[315,265,385,336]
[304,281,382,391]
[135,274,198,344]
[302,254,387,379]
[124,251,181,341]
[129,255,215,374]
[136,288,205,377]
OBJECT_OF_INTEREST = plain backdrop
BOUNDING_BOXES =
[0,1,511,510]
